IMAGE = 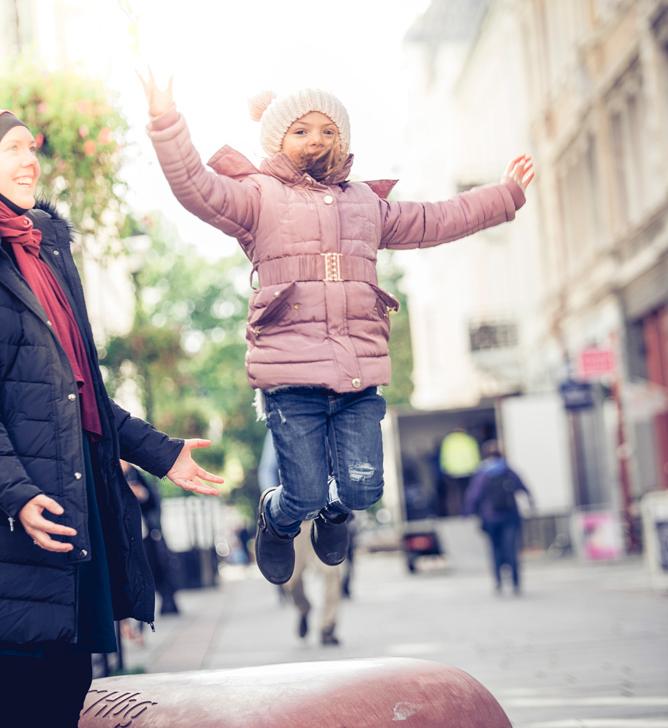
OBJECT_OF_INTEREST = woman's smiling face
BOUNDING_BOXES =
[0,125,41,209]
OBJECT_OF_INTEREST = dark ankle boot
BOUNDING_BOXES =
[310,512,350,566]
[298,609,310,639]
[321,624,340,646]
[255,488,297,585]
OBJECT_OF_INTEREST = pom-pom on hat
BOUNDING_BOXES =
[249,88,351,157]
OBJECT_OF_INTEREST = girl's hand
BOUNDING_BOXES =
[502,154,535,191]
[138,68,174,118]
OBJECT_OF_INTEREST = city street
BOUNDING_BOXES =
[122,552,668,727]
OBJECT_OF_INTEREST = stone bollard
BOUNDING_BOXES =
[79,657,511,728]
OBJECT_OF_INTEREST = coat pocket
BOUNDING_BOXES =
[369,284,400,320]
[248,282,296,333]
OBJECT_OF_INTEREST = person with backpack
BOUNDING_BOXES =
[121,461,180,615]
[464,440,534,594]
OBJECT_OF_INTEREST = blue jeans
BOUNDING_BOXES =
[486,520,521,589]
[263,386,387,536]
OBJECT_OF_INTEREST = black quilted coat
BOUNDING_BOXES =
[0,201,183,645]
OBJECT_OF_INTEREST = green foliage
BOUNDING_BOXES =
[0,59,128,235]
[101,214,266,504]
[378,253,414,406]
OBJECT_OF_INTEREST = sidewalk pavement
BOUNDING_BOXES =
[120,552,668,727]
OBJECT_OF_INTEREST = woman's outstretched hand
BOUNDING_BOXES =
[502,154,535,191]
[138,68,174,118]
[166,439,224,496]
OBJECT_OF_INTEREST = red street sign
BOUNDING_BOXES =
[577,348,616,379]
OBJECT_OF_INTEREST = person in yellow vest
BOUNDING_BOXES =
[438,429,481,515]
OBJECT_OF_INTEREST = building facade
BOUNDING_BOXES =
[399,0,668,539]
[521,0,668,502]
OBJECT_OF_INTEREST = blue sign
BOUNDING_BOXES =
[559,379,594,410]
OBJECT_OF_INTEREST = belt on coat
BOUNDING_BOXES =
[253,253,378,288]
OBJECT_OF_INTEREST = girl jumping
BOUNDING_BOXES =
[141,76,534,585]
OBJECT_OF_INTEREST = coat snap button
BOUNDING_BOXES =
[351,378,361,388]
[80,549,88,558]
[46,320,52,327]
[67,393,76,401]
[74,472,82,480]
[53,250,60,256]
[323,194,334,205]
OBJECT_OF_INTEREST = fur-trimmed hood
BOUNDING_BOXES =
[32,198,77,240]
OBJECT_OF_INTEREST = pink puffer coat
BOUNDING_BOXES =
[148,109,525,393]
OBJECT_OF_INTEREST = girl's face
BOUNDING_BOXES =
[281,111,340,172]
[0,125,41,209]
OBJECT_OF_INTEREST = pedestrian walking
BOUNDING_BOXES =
[438,428,481,516]
[0,109,223,727]
[287,526,344,646]
[464,440,534,594]
[141,74,534,587]
[258,430,344,638]
[121,461,180,615]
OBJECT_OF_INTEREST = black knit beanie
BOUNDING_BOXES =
[0,110,28,143]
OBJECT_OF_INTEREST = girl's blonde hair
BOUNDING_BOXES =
[299,135,347,182]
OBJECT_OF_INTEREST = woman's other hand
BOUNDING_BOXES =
[502,154,535,191]
[138,69,174,118]
[19,494,77,553]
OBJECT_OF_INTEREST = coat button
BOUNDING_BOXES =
[74,472,82,480]
[323,194,334,205]
[53,250,60,256]
[351,378,361,388]
[80,549,88,558]
[46,320,52,327]
[67,393,76,401]
[273,291,280,297]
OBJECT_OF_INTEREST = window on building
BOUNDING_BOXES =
[554,128,603,273]
[1,0,35,57]
[654,9,668,173]
[593,0,625,24]
[626,89,647,206]
[585,132,603,248]
[607,59,648,230]
[609,110,629,227]
[555,168,572,278]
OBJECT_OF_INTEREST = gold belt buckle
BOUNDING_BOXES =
[321,252,342,282]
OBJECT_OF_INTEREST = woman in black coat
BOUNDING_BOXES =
[0,109,223,726]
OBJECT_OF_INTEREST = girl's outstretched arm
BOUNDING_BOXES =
[379,154,534,250]
[139,71,260,245]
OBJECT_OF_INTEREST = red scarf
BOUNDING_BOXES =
[0,200,102,437]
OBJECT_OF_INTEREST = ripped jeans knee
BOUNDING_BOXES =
[337,462,384,511]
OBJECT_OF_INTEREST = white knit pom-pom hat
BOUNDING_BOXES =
[249,88,351,157]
